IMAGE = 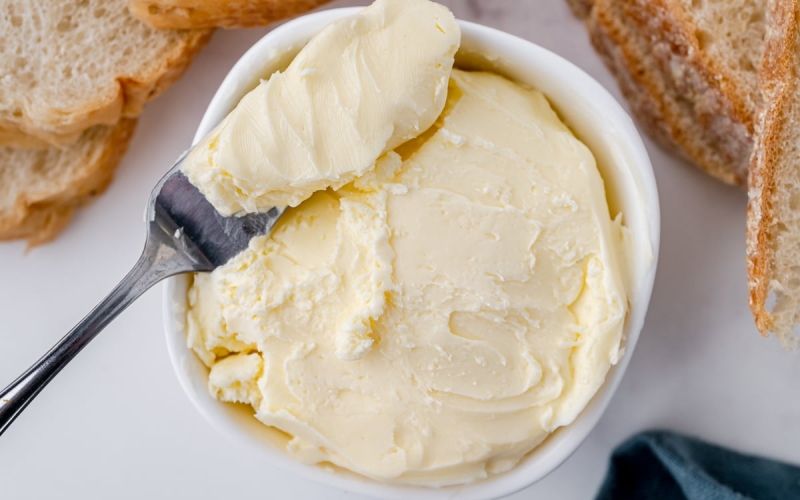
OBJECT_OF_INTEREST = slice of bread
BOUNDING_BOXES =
[129,0,332,29]
[0,0,211,148]
[747,0,800,349]
[577,0,766,185]
[0,120,137,246]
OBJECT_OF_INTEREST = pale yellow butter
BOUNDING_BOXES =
[183,0,460,215]
[187,66,628,485]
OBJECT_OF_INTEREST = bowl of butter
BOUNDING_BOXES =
[163,0,660,498]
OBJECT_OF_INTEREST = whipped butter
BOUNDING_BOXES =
[187,55,628,486]
[183,0,459,215]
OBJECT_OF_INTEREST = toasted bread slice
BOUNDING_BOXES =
[0,120,137,246]
[747,0,800,349]
[129,0,332,29]
[578,0,765,185]
[0,0,211,148]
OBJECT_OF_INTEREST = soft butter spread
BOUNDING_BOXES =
[186,64,628,485]
[183,0,459,215]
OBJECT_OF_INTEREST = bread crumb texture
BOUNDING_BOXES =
[0,0,210,147]
[0,120,137,246]
[583,0,765,185]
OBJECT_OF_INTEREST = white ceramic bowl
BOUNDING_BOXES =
[163,8,660,500]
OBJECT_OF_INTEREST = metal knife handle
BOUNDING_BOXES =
[0,250,163,435]
[0,202,208,436]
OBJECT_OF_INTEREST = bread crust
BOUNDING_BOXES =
[746,0,798,344]
[1,29,212,149]
[565,0,593,19]
[129,0,332,29]
[585,0,758,185]
[0,120,137,246]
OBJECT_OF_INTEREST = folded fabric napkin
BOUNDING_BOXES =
[596,431,800,500]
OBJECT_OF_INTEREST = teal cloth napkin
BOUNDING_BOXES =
[596,431,800,500]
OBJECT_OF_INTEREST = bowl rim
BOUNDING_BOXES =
[163,7,661,500]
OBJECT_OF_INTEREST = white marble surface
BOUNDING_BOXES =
[1,1,799,499]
